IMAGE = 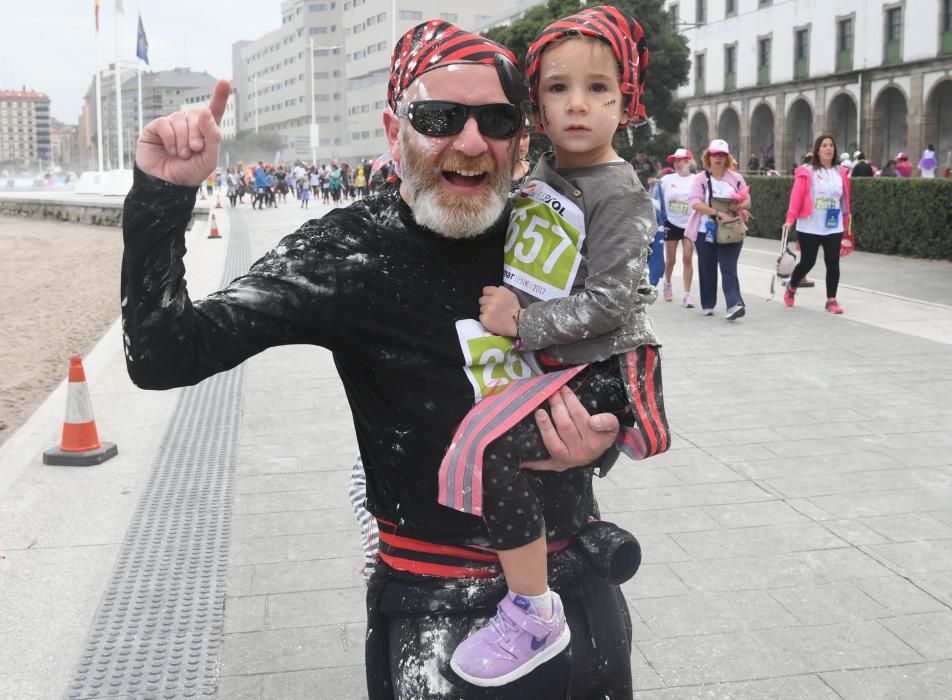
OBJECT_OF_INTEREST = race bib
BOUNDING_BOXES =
[504,181,586,301]
[815,197,837,210]
[667,200,690,215]
[455,319,543,402]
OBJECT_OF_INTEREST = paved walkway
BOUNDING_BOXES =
[1,195,950,699]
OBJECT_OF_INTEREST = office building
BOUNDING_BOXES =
[669,0,952,170]
[0,88,51,169]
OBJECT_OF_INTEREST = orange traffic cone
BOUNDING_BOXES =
[215,194,223,208]
[208,213,221,239]
[43,355,118,466]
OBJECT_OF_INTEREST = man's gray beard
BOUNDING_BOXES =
[399,129,514,239]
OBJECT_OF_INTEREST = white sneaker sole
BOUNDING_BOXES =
[450,624,572,688]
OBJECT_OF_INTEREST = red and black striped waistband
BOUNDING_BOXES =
[376,518,571,579]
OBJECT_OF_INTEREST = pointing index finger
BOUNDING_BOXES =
[208,80,231,126]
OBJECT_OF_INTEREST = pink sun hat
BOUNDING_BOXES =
[666,148,694,162]
[707,139,730,155]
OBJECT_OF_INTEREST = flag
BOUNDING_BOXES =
[136,14,149,64]
[95,0,101,31]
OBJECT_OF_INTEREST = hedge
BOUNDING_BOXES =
[744,175,952,260]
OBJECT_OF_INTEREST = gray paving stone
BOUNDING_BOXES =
[672,522,846,560]
[863,512,952,542]
[866,539,952,574]
[807,488,952,519]
[669,554,825,593]
[818,519,892,547]
[635,674,839,699]
[666,462,745,485]
[884,446,952,468]
[636,590,797,636]
[768,581,888,625]
[223,595,268,634]
[623,564,692,599]
[772,421,872,440]
[852,575,950,615]
[600,465,683,489]
[638,620,922,686]
[879,612,952,660]
[793,547,897,581]
[233,507,358,539]
[252,557,364,595]
[266,588,367,629]
[821,660,952,700]
[215,674,262,699]
[234,490,329,516]
[237,469,349,495]
[701,443,779,463]
[701,500,810,528]
[635,533,693,564]
[730,451,903,480]
[596,481,773,512]
[607,507,721,535]
[227,564,256,597]
[632,647,665,691]
[220,623,365,676]
[258,666,369,699]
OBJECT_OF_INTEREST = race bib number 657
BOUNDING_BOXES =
[504,181,586,301]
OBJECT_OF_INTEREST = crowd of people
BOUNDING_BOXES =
[211,159,392,210]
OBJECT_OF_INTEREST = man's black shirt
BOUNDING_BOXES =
[121,168,601,546]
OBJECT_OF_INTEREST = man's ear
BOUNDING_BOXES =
[383,109,401,163]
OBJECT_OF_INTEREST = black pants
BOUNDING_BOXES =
[366,547,634,700]
[482,359,630,550]
[791,232,842,298]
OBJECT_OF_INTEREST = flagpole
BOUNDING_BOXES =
[95,22,104,175]
[114,2,124,170]
[137,63,143,135]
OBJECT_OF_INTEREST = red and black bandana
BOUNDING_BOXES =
[387,20,521,111]
[525,5,649,127]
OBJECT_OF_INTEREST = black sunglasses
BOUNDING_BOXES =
[397,101,524,139]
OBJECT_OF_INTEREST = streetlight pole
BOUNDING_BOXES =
[310,38,317,166]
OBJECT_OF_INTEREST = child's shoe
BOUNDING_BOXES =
[449,592,571,687]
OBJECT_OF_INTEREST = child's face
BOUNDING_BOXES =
[536,38,626,168]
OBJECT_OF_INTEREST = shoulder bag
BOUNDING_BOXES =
[706,171,746,244]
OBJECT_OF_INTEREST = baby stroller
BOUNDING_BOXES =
[768,226,798,299]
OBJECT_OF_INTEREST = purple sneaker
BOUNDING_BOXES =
[449,592,571,687]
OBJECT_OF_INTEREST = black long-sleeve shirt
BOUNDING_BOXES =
[121,168,600,546]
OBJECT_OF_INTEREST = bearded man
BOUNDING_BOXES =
[122,20,635,700]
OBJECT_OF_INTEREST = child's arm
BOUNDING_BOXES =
[518,184,655,350]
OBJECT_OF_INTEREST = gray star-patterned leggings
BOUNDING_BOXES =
[481,358,630,550]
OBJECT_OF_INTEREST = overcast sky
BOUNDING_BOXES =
[1,1,282,123]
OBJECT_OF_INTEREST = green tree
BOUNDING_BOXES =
[485,0,689,163]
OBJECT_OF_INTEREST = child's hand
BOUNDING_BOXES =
[479,286,521,337]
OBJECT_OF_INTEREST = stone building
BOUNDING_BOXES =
[232,0,543,165]
[0,88,51,169]
[669,0,952,172]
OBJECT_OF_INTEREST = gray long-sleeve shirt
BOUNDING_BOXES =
[513,153,659,364]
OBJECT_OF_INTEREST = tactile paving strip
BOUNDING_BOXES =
[66,211,251,699]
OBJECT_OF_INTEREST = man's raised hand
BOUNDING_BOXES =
[135,79,230,187]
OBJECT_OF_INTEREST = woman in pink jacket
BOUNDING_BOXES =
[685,139,751,321]
[782,134,852,314]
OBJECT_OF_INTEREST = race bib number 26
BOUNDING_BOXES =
[504,181,586,301]
[456,319,542,402]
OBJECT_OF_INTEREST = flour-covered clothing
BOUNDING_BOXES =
[438,154,669,545]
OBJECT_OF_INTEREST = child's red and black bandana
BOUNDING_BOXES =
[525,5,649,128]
[387,20,523,112]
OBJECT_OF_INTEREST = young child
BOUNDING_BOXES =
[298,176,310,208]
[440,5,669,688]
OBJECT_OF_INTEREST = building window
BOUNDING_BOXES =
[399,10,422,20]
[757,36,771,85]
[440,13,458,22]
[668,3,679,30]
[695,0,706,25]
[794,27,809,79]
[836,16,854,71]
[943,0,952,54]
[694,53,705,96]
[725,0,736,16]
[724,44,736,91]
[884,5,902,64]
